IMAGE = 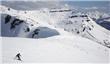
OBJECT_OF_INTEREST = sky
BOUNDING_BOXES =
[64,1,109,8]
[1,0,110,11]
[1,0,109,1]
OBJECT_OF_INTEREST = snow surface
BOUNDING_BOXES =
[0,4,110,63]
[2,34,109,63]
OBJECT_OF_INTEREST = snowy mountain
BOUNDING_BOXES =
[1,5,60,39]
[95,17,110,30]
[0,3,110,63]
[0,5,110,48]
[55,10,110,48]
[83,10,110,31]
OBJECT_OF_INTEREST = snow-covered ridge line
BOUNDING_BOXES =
[0,5,110,48]
[0,5,60,39]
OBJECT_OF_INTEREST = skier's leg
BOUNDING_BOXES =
[18,56,22,61]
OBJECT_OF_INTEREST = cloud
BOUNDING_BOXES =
[1,1,62,10]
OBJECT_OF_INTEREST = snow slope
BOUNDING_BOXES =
[51,9,110,48]
[0,5,110,63]
[0,5,110,48]
[96,17,110,30]
[0,5,60,39]
[2,34,109,63]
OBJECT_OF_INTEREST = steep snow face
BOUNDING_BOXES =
[0,5,59,38]
[84,10,110,31]
[51,11,110,48]
[69,8,110,30]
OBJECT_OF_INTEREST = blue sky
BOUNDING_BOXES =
[0,0,110,1]
[63,1,109,8]
[1,0,109,11]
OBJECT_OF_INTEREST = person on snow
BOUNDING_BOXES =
[15,53,22,61]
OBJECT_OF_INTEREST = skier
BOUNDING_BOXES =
[15,53,22,61]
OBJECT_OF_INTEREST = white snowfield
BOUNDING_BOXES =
[2,35,109,63]
[0,5,110,63]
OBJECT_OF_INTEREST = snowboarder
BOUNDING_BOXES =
[15,53,22,61]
